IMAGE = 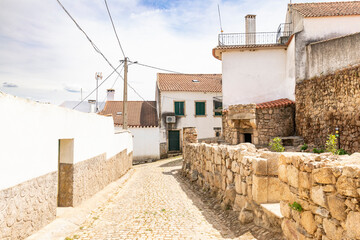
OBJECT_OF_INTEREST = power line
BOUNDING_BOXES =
[56,0,156,110]
[72,63,123,109]
[104,0,126,58]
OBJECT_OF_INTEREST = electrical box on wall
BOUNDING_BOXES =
[166,116,176,123]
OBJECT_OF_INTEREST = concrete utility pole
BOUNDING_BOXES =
[95,72,103,112]
[123,58,128,129]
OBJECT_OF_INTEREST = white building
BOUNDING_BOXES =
[213,1,360,108]
[100,100,160,163]
[156,73,222,157]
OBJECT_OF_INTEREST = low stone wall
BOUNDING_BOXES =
[73,150,132,206]
[0,150,133,240]
[296,65,360,153]
[182,142,284,233]
[0,172,57,239]
[279,152,360,240]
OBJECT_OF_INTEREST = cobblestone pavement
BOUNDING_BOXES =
[66,157,279,240]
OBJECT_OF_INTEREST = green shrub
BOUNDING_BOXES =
[269,137,285,152]
[336,148,348,155]
[313,148,324,154]
[300,143,308,151]
[326,134,338,154]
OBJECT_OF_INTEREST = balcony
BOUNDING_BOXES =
[218,23,292,47]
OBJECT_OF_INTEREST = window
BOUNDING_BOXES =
[195,101,206,116]
[174,101,184,116]
[214,100,222,116]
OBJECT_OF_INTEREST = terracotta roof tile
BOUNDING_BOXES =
[256,98,295,109]
[157,73,222,92]
[99,101,158,127]
[291,1,360,18]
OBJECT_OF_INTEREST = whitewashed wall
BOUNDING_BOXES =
[222,48,290,107]
[128,127,160,161]
[0,93,133,190]
[160,91,222,142]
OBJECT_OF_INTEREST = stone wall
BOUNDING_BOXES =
[279,152,360,240]
[0,172,57,240]
[256,105,295,146]
[296,65,360,153]
[0,150,132,239]
[223,103,295,146]
[182,142,284,233]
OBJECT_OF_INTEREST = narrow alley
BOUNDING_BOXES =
[61,157,281,240]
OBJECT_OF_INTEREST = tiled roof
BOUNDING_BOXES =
[291,1,360,17]
[100,101,158,127]
[157,73,222,92]
[256,98,295,109]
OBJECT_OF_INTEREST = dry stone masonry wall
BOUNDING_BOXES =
[279,152,360,240]
[183,128,360,239]
[296,65,360,153]
[182,141,284,234]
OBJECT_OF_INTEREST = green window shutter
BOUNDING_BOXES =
[196,102,205,116]
[174,101,184,116]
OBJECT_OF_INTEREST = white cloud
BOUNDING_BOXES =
[0,0,353,105]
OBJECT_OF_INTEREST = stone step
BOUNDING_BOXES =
[260,203,283,220]
[279,136,304,146]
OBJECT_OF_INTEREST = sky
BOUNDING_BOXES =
[0,0,352,106]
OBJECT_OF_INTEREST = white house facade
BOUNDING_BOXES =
[156,73,222,157]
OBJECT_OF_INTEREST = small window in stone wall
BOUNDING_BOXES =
[244,133,252,143]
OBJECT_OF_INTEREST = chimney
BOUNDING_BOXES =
[245,14,256,44]
[107,89,115,101]
[88,99,96,113]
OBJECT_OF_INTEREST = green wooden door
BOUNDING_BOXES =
[168,130,180,151]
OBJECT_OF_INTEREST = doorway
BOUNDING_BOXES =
[58,139,74,207]
[244,133,252,143]
[168,130,180,151]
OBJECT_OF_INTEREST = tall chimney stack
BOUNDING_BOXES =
[245,14,256,44]
[88,99,96,113]
[107,89,115,101]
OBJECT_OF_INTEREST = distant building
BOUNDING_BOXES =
[100,100,160,163]
[156,73,222,158]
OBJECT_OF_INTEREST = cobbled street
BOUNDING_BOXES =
[66,157,280,240]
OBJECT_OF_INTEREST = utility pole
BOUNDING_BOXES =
[123,58,128,129]
[95,72,103,112]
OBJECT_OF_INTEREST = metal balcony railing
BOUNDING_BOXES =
[218,23,292,47]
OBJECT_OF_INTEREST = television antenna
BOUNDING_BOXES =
[217,4,224,33]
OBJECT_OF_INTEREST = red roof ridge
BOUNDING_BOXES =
[256,98,295,109]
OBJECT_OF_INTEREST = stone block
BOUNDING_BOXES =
[241,182,247,196]
[227,170,233,183]
[327,195,346,221]
[300,211,317,235]
[280,183,293,202]
[260,152,279,175]
[323,218,344,240]
[214,153,222,165]
[345,211,360,239]
[280,200,291,218]
[252,175,268,204]
[252,158,268,176]
[287,165,299,188]
[233,194,247,211]
[239,209,254,224]
[235,175,242,194]
[311,186,327,208]
[231,161,240,173]
[278,164,288,182]
[281,219,298,240]
[336,175,359,197]
[267,177,281,203]
[313,167,336,184]
[299,171,311,189]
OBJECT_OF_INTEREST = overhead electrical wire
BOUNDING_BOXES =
[56,0,156,110]
[72,63,123,110]
[104,0,126,58]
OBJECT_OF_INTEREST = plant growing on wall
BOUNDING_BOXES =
[300,143,308,151]
[269,137,285,152]
[289,202,303,212]
[336,148,348,155]
[325,134,338,154]
[313,148,324,154]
